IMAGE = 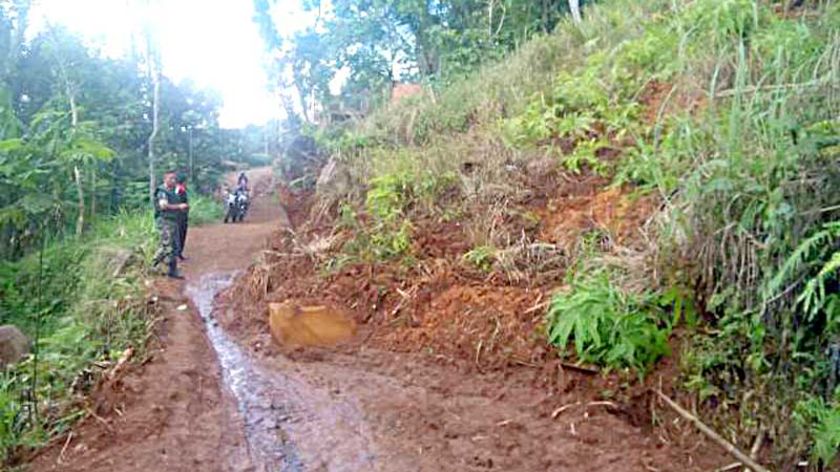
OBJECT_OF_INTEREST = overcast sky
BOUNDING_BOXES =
[28,0,315,129]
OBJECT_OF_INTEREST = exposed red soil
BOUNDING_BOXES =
[224,172,658,374]
[638,79,707,126]
[216,177,730,471]
[538,183,658,251]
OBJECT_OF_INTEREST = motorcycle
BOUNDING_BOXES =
[223,189,249,223]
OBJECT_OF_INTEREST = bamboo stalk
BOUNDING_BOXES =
[654,390,770,472]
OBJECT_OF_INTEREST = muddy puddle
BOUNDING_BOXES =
[187,273,378,472]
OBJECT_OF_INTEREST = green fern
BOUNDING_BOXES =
[546,271,670,374]
[765,221,840,321]
[796,397,840,465]
[813,407,840,465]
[799,250,840,321]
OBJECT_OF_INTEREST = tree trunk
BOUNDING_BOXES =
[90,166,96,221]
[68,87,84,236]
[542,0,549,32]
[488,0,494,40]
[147,52,160,203]
[188,127,194,182]
[569,0,582,24]
[74,166,84,236]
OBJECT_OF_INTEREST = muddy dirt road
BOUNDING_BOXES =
[30,167,722,471]
[30,168,281,472]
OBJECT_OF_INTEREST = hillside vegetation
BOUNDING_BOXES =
[268,0,839,468]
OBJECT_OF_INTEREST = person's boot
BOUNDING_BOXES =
[167,260,185,280]
[151,256,167,275]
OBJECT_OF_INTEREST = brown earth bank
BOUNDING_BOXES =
[215,176,732,470]
[27,166,729,472]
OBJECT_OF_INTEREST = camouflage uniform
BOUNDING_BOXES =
[152,185,180,274]
[173,180,189,258]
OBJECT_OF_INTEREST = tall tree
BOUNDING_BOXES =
[569,0,582,24]
[144,24,161,203]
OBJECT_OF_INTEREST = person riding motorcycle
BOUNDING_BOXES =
[237,172,249,193]
[224,184,249,223]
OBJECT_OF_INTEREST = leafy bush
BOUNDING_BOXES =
[546,270,671,374]
[366,172,411,223]
[681,0,761,49]
[795,397,840,466]
[614,24,680,80]
[0,211,156,464]
[614,116,705,193]
[503,46,646,177]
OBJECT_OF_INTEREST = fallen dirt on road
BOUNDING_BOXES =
[29,167,726,471]
[214,183,728,471]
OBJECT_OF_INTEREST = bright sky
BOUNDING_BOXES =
[28,0,315,129]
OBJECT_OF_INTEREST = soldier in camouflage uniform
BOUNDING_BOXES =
[152,171,189,279]
[174,173,189,260]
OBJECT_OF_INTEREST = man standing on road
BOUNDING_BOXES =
[152,171,188,279]
[174,172,189,261]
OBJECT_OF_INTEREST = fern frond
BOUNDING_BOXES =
[812,406,840,464]
[765,221,840,304]
[798,250,840,321]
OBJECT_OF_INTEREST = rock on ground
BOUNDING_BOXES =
[0,324,30,368]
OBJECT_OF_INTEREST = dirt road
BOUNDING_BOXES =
[29,168,282,472]
[29,167,723,471]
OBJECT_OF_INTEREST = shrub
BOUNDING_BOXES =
[546,270,671,374]
[0,211,156,464]
[187,195,224,226]
[795,397,840,466]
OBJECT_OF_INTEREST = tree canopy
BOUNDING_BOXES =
[0,2,274,259]
[254,0,583,120]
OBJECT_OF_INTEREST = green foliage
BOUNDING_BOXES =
[681,0,760,49]
[614,116,704,193]
[795,397,840,465]
[463,245,497,272]
[187,195,224,226]
[562,138,610,175]
[765,221,840,327]
[370,219,413,260]
[503,50,644,176]
[366,172,411,223]
[0,18,254,259]
[0,211,156,464]
[614,24,680,80]
[546,270,671,374]
[256,0,578,119]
